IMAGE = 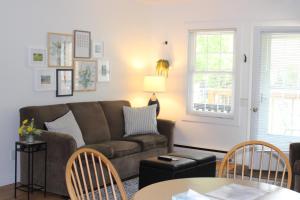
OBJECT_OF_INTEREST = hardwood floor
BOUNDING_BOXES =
[0,184,65,200]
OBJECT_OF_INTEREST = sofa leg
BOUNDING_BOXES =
[294,175,300,192]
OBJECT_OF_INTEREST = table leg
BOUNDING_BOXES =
[28,147,30,200]
[14,144,17,198]
[31,151,34,193]
[44,146,47,197]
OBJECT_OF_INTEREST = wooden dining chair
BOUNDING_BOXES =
[218,140,292,188]
[65,148,128,200]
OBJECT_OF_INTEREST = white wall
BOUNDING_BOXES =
[0,0,153,186]
[146,0,300,151]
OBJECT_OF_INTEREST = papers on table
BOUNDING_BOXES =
[172,189,211,200]
[206,184,267,200]
[172,184,267,200]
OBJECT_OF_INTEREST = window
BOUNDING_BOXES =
[252,31,300,151]
[188,30,236,117]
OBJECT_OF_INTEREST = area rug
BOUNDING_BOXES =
[122,177,139,199]
[88,177,139,200]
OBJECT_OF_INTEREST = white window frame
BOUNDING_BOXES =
[187,28,240,122]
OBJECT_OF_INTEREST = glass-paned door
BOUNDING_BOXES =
[251,30,300,151]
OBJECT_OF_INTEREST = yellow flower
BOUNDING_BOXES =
[27,126,33,133]
[18,126,23,133]
[18,118,41,136]
[18,127,23,136]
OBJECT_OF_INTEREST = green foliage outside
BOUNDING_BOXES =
[195,33,234,72]
[194,32,234,89]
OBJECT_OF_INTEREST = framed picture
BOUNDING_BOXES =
[98,60,110,82]
[74,30,91,58]
[34,68,56,91]
[92,41,104,58]
[56,69,73,97]
[28,47,47,67]
[74,60,97,91]
[48,32,73,67]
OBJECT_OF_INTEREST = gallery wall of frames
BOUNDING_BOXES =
[28,30,110,97]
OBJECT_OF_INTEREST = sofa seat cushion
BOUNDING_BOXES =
[124,134,167,151]
[85,141,142,159]
[294,160,300,175]
[83,144,114,159]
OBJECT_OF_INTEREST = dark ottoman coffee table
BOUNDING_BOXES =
[139,151,216,189]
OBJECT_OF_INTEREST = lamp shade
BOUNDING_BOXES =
[143,76,166,93]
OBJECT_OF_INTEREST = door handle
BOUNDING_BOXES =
[252,107,258,112]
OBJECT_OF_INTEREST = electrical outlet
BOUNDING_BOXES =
[10,150,15,161]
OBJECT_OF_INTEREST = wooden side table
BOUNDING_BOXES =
[15,141,47,200]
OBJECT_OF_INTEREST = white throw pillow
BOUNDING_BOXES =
[123,105,159,137]
[45,111,85,147]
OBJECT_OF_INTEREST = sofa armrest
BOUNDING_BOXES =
[20,131,77,195]
[157,119,175,152]
[290,143,300,170]
[289,143,300,189]
[39,130,77,163]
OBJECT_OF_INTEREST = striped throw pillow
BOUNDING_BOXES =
[123,105,159,137]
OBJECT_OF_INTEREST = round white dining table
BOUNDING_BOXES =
[133,177,300,200]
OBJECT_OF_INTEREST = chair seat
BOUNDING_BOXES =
[84,140,141,158]
[124,134,167,151]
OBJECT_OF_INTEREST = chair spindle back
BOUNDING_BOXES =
[218,140,292,188]
[65,148,127,200]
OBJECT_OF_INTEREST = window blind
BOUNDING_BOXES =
[252,32,300,151]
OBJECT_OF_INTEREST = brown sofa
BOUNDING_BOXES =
[19,100,175,196]
[290,143,300,192]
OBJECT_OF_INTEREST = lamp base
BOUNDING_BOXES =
[148,94,160,116]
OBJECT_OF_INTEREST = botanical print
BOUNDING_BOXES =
[48,33,73,67]
[33,53,43,61]
[74,60,97,91]
[28,47,47,67]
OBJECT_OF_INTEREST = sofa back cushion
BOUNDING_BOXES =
[19,104,70,129]
[99,100,130,140]
[67,102,110,144]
